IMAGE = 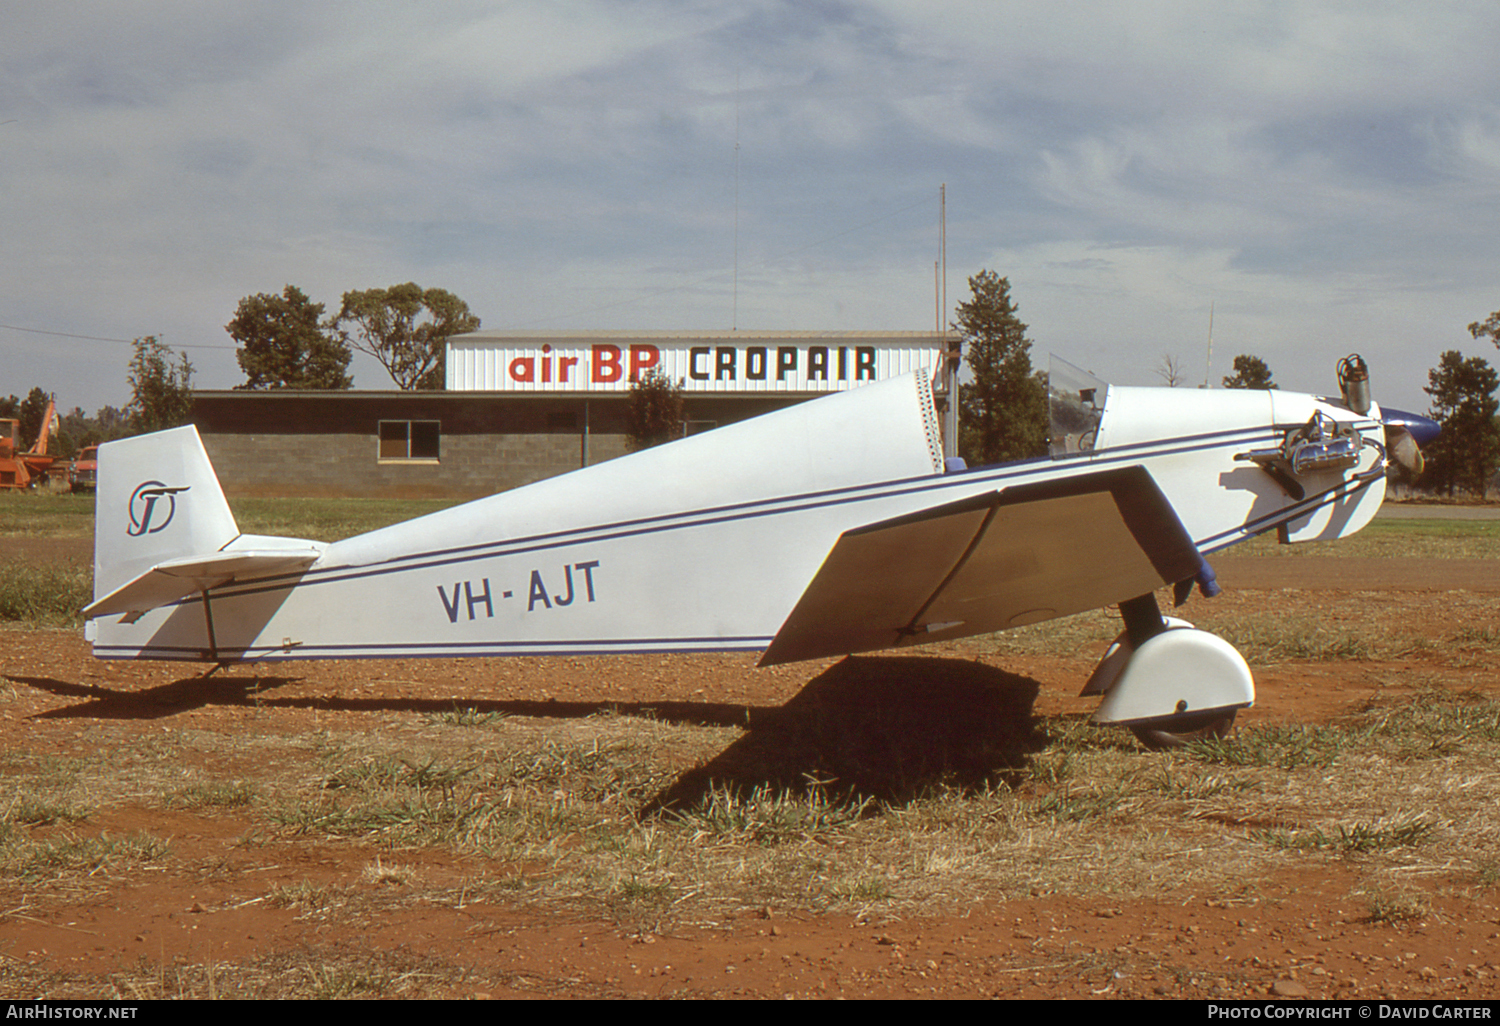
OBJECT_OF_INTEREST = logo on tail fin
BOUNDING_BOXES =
[128,482,189,536]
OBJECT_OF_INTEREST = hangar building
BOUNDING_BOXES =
[192,330,946,499]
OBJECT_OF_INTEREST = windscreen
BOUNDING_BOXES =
[1048,355,1109,456]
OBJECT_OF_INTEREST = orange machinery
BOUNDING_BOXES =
[0,398,58,489]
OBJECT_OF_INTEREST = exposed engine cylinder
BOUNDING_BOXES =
[1338,354,1372,415]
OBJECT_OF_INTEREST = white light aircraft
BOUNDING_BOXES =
[84,355,1437,747]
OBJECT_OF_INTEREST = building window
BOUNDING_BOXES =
[379,420,440,461]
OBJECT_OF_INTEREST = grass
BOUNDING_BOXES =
[1359,689,1500,744]
[974,590,1500,670]
[1359,885,1431,924]
[0,560,92,626]
[1255,819,1436,853]
[974,594,1500,668]
[228,496,460,541]
[0,830,170,883]
[0,491,456,542]
[1025,785,1128,823]
[269,741,609,852]
[1147,765,1251,800]
[426,705,507,728]
[1186,724,1360,769]
[1230,515,1500,560]
[267,879,344,914]
[2,666,1499,996]
[66,950,424,1000]
[678,784,873,845]
[168,780,256,809]
[1,794,91,826]
[1212,618,1383,662]
[0,491,96,537]
[0,493,461,627]
[2,494,1499,995]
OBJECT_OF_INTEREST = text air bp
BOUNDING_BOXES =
[502,344,883,389]
[436,561,600,623]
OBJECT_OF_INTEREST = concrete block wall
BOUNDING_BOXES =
[191,391,788,499]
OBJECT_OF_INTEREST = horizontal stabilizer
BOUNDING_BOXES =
[760,466,1203,665]
[83,547,322,620]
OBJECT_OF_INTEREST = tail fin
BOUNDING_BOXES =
[87,425,325,627]
[92,425,241,609]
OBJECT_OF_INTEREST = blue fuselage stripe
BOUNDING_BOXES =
[200,424,1291,605]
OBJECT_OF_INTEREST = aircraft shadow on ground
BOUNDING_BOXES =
[8,655,1047,808]
[643,656,1046,813]
[9,672,771,726]
[9,673,313,720]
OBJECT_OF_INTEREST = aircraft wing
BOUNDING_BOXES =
[83,548,322,621]
[759,466,1205,666]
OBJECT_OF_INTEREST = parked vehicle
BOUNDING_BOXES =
[70,444,99,493]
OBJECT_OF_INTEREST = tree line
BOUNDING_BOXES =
[2,337,179,458]
[12,271,1499,498]
[947,271,1500,498]
[947,272,1285,467]
[3,282,482,455]
[227,283,480,391]
[1424,316,1500,497]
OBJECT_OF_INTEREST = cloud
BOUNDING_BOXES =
[1,2,1498,415]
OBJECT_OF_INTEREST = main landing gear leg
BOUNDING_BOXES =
[1083,593,1253,750]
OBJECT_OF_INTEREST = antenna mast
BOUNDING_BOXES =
[733,72,740,331]
[1204,301,1214,388]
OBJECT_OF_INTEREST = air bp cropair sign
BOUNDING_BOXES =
[445,333,946,393]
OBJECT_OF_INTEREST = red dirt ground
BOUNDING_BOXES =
[2,554,1499,1000]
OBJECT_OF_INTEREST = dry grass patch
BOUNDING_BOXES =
[166,779,256,809]
[0,754,94,839]
[97,948,470,1000]
[4,636,1498,933]
[266,878,346,915]
[363,856,418,886]
[974,591,1500,669]
[0,830,170,884]
[1356,882,1432,924]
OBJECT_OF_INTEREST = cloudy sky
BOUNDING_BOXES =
[5,0,1500,415]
